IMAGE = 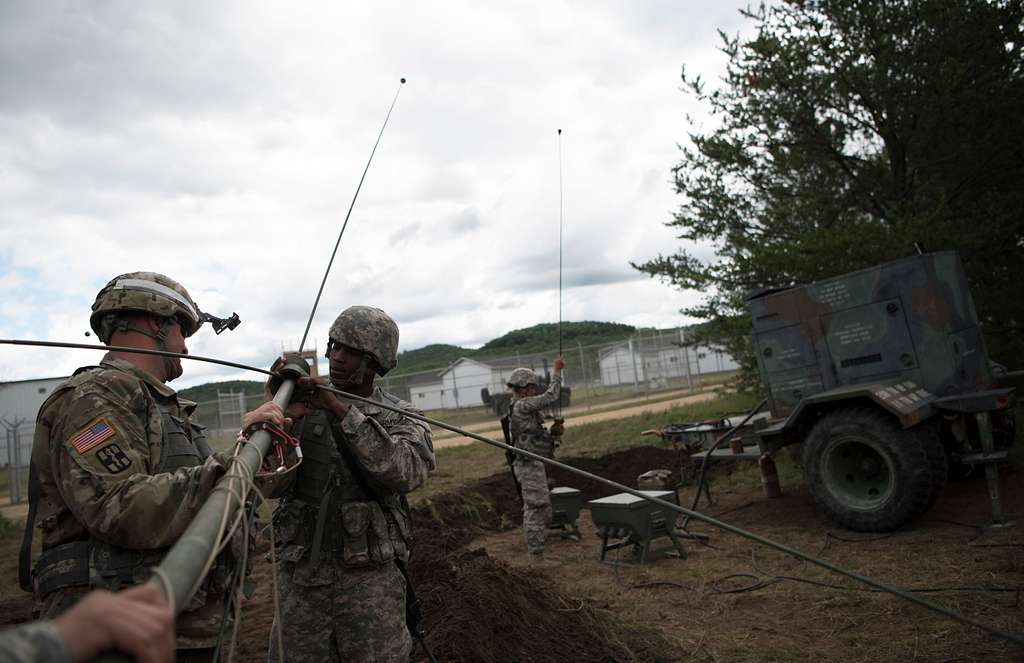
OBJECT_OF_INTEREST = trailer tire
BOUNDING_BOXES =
[802,408,934,532]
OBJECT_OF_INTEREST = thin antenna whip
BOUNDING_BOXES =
[557,128,563,357]
[298,77,406,352]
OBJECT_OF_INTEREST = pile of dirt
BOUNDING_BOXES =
[463,445,705,527]
[409,548,670,662]
[237,445,685,662]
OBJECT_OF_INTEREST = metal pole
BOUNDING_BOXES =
[5,424,13,505]
[6,338,1024,650]
[12,420,23,504]
[94,375,299,663]
[577,340,591,411]
[629,336,640,394]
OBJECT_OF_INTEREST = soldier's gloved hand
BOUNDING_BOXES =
[550,421,565,437]
[191,455,229,508]
[553,356,566,374]
[265,354,313,400]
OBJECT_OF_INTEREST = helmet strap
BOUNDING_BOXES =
[113,317,179,381]
[330,354,375,393]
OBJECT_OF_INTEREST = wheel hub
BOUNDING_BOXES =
[823,436,895,510]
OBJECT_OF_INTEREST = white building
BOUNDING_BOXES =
[406,371,445,411]
[407,352,558,411]
[0,375,69,468]
[0,376,68,425]
[597,332,738,388]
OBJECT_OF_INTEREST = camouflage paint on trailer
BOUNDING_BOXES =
[746,252,994,421]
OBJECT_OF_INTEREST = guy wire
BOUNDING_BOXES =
[5,336,1023,648]
[297,77,407,353]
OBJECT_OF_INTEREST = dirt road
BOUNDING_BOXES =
[433,389,717,449]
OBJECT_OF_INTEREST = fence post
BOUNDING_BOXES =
[12,423,22,503]
[628,336,640,394]
[577,340,591,410]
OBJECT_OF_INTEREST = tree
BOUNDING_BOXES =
[636,0,1024,380]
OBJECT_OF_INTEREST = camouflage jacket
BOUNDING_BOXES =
[32,354,221,550]
[510,375,561,458]
[0,621,66,663]
[271,386,435,581]
[29,354,229,647]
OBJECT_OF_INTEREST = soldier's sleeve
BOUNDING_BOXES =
[333,403,435,494]
[0,620,68,663]
[513,375,562,413]
[49,381,223,549]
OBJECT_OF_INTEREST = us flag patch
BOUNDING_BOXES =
[69,419,116,454]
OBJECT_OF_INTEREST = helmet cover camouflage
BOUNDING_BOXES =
[328,305,399,375]
[90,272,200,340]
[507,367,539,388]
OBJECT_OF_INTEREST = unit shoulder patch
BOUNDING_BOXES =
[95,443,132,474]
[68,418,117,454]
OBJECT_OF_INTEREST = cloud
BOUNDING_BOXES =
[0,0,755,388]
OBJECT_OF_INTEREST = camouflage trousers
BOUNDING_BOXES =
[269,558,411,663]
[514,457,552,554]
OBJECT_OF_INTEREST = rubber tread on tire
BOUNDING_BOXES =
[801,407,935,532]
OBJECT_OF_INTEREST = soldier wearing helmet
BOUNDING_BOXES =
[23,272,257,661]
[253,305,435,663]
[506,356,566,563]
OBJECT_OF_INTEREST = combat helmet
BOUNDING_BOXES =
[507,367,539,388]
[328,306,399,375]
[90,272,200,342]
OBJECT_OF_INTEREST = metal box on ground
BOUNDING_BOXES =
[588,490,685,564]
[549,486,582,540]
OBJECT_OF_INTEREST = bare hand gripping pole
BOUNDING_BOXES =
[298,77,407,353]
[5,337,1023,648]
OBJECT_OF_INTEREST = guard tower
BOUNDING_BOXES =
[281,343,320,377]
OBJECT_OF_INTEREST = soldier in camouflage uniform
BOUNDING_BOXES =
[260,305,435,663]
[0,583,174,663]
[21,272,252,662]
[506,357,565,562]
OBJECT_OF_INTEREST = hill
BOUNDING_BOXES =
[393,344,466,375]
[181,321,638,397]
[178,379,264,404]
[393,321,635,377]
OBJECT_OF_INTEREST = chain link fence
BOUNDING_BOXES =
[1,328,738,503]
[1,418,33,505]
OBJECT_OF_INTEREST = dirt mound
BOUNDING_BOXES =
[410,547,670,662]
[458,445,702,528]
[240,445,703,661]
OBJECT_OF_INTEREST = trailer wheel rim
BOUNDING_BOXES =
[822,435,896,510]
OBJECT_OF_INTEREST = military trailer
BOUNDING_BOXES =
[744,251,1016,532]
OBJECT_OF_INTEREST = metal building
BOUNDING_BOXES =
[0,375,69,503]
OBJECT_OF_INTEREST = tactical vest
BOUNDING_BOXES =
[273,410,412,569]
[27,378,228,604]
[509,399,555,460]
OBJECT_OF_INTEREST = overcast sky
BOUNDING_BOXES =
[0,1,754,387]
